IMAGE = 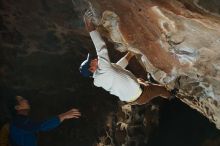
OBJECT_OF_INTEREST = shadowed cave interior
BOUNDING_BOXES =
[1,0,220,146]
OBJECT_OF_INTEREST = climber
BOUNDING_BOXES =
[9,96,81,146]
[79,11,176,105]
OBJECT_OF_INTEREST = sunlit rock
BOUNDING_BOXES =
[81,0,220,128]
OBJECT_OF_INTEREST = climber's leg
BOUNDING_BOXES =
[132,84,171,105]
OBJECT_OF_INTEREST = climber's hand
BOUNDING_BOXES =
[125,52,135,62]
[84,10,95,32]
[59,108,81,122]
[137,78,149,86]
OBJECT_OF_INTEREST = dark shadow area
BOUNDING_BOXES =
[1,0,220,146]
[197,0,220,14]
[148,99,220,146]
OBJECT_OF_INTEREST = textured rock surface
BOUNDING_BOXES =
[0,0,118,145]
[83,0,220,129]
[1,0,220,146]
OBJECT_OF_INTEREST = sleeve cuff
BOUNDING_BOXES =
[89,30,106,49]
[89,30,99,37]
[89,30,102,42]
[116,56,129,68]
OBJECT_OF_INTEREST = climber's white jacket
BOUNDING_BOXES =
[90,30,142,102]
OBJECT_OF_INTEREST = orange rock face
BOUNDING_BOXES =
[91,0,182,73]
[88,0,220,128]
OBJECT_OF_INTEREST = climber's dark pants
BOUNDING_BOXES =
[131,84,171,105]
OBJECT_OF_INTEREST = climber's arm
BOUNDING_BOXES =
[84,12,111,69]
[116,52,134,68]
[89,30,110,63]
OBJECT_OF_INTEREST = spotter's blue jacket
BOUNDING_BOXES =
[9,115,60,146]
